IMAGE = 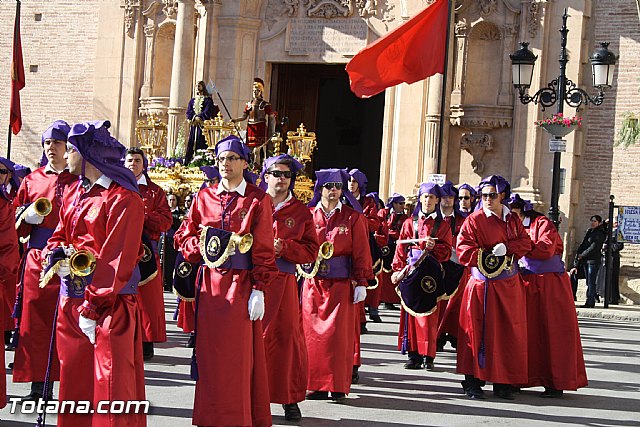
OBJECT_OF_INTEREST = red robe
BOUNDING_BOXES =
[377,208,407,304]
[0,195,20,408]
[46,179,146,427]
[392,213,452,358]
[456,207,532,384]
[264,195,319,404]
[173,218,196,334]
[175,181,277,427]
[12,167,75,383]
[364,197,386,309]
[302,204,373,394]
[519,215,587,390]
[138,178,171,342]
[437,211,468,339]
[2,184,19,332]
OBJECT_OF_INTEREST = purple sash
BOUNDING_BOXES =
[471,265,519,282]
[519,254,565,275]
[316,256,351,279]
[28,226,55,249]
[60,265,140,298]
[214,252,253,271]
[276,258,296,275]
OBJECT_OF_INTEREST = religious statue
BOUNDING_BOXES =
[185,81,219,164]
[232,78,276,149]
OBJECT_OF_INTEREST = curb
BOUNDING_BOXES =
[576,308,640,322]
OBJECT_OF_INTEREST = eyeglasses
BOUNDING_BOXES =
[0,169,8,175]
[323,182,343,190]
[481,192,499,200]
[216,155,243,163]
[267,170,293,179]
[65,145,78,154]
[458,196,471,200]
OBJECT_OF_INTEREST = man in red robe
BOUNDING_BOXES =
[303,168,373,403]
[12,120,76,401]
[174,136,277,427]
[43,120,146,426]
[125,147,172,361]
[377,193,407,309]
[0,157,20,410]
[259,154,319,421]
[391,183,452,371]
[456,175,532,400]
[510,194,587,397]
[0,157,20,340]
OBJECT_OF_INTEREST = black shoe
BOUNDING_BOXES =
[330,392,347,403]
[7,362,13,370]
[540,388,563,398]
[142,342,154,361]
[282,403,302,421]
[595,295,601,303]
[448,335,457,349]
[403,359,423,369]
[493,386,515,400]
[306,390,329,400]
[20,392,43,403]
[369,314,382,323]
[465,386,485,399]
[581,303,595,308]
[384,303,400,311]
[351,366,360,384]
[424,356,434,371]
[436,334,447,352]
[360,324,368,335]
[186,334,195,348]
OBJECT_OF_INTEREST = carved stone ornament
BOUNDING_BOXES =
[122,0,140,37]
[460,133,493,174]
[477,0,497,17]
[163,0,178,19]
[306,0,355,18]
[356,0,377,17]
[455,22,467,37]
[527,0,541,38]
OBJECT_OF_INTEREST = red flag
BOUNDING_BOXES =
[10,2,25,135]
[346,0,448,98]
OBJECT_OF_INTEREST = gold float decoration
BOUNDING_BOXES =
[286,123,317,203]
[135,114,168,159]
[202,112,238,149]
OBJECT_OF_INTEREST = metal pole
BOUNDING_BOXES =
[7,0,21,160]
[548,8,569,229]
[6,126,11,160]
[436,0,453,174]
[604,195,615,309]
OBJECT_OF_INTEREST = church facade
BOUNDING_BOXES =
[1,0,639,289]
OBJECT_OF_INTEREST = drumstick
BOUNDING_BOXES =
[395,237,439,244]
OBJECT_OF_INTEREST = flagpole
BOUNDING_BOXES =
[436,0,453,174]
[7,0,21,160]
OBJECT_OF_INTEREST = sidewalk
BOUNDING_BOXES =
[575,302,640,322]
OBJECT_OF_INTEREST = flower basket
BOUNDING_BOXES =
[539,123,578,137]
[535,113,581,138]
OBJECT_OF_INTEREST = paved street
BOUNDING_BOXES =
[2,294,640,426]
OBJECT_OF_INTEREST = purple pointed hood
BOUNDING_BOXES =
[385,192,405,209]
[412,182,441,216]
[348,168,368,199]
[308,168,362,212]
[258,154,304,191]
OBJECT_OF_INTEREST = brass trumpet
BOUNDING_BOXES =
[142,244,153,262]
[319,241,334,260]
[34,197,52,217]
[69,250,97,277]
[230,233,254,254]
[296,241,334,279]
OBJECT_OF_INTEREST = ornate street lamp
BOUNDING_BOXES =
[510,8,617,228]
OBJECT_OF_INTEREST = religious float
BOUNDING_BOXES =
[135,113,317,203]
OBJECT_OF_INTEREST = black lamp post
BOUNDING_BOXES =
[509,8,617,228]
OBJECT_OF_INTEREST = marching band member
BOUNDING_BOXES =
[377,193,407,309]
[0,157,20,342]
[43,120,146,426]
[125,147,172,361]
[457,183,477,214]
[260,154,319,421]
[509,194,587,397]
[456,175,532,400]
[12,121,76,401]
[174,135,277,427]
[303,168,373,403]
[391,183,452,371]
[0,157,20,410]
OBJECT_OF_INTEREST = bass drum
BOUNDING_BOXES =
[397,253,445,317]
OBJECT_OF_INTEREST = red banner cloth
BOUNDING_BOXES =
[10,3,25,135]
[346,0,448,98]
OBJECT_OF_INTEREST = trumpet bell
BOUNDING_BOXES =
[69,250,97,277]
[34,197,53,217]
[232,233,253,254]
[319,241,334,260]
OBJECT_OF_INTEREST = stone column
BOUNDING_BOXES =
[422,74,444,177]
[167,0,196,155]
[140,24,157,99]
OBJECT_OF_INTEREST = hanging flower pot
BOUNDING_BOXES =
[535,113,582,137]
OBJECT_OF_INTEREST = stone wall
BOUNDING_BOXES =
[0,0,100,169]
[581,0,640,280]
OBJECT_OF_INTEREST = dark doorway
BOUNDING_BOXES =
[270,63,385,192]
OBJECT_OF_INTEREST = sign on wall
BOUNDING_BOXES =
[617,206,640,244]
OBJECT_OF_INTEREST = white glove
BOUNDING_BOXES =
[56,260,71,278]
[79,315,97,344]
[248,289,265,321]
[24,205,45,225]
[353,286,367,304]
[492,243,507,257]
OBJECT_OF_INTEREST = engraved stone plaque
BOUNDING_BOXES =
[286,18,368,61]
